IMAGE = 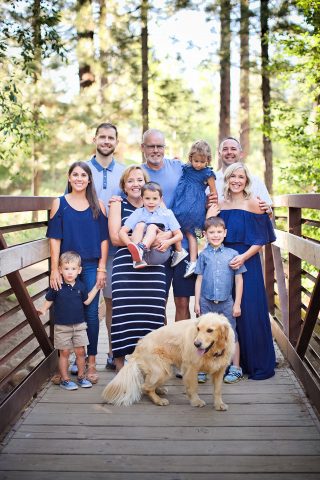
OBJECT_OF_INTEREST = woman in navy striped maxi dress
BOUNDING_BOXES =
[108,165,167,371]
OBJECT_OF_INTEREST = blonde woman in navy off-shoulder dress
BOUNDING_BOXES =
[46,162,109,384]
[207,162,276,382]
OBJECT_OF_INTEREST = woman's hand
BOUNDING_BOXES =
[50,269,62,290]
[232,303,241,317]
[194,303,201,316]
[206,203,221,219]
[96,271,107,289]
[229,254,245,270]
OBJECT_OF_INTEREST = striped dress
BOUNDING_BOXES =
[111,199,166,358]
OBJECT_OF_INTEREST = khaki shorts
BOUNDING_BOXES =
[102,255,114,299]
[54,322,89,350]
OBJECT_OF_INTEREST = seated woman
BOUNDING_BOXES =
[207,162,276,381]
[108,165,168,371]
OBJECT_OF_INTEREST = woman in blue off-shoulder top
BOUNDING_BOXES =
[207,162,276,382]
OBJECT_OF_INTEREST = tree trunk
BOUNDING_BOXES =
[239,0,250,158]
[219,0,231,152]
[141,0,149,137]
[76,0,95,89]
[31,0,42,220]
[97,0,108,105]
[260,0,273,194]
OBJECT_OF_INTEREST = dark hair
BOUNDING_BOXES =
[67,161,101,219]
[204,216,226,231]
[141,181,163,198]
[95,122,118,138]
[59,251,81,266]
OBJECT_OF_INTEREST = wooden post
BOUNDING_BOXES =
[296,272,320,359]
[288,207,302,346]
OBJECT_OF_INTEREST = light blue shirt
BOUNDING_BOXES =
[195,244,246,301]
[141,158,183,209]
[88,156,126,256]
[124,205,181,232]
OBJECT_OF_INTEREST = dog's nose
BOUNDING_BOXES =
[194,340,202,348]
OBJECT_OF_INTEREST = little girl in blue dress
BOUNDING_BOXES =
[172,140,217,278]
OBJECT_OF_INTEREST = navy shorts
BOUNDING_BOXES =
[164,252,196,298]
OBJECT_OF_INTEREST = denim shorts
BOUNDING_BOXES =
[199,296,237,341]
[164,251,196,298]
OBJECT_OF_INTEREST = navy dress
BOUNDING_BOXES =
[220,209,276,380]
[172,164,215,235]
[111,199,166,358]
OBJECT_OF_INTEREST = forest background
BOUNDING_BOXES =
[0,0,319,201]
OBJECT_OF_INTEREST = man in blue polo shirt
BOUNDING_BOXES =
[88,123,125,370]
[141,129,194,321]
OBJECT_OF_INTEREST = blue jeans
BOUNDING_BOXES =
[80,259,100,356]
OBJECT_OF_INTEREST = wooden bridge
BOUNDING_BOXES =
[0,194,320,479]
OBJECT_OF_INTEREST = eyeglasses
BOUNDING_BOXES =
[143,144,165,150]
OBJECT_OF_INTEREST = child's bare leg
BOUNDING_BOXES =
[186,232,198,262]
[174,240,182,253]
[131,222,145,243]
[142,224,159,249]
[74,346,86,378]
[232,341,241,368]
[59,349,71,381]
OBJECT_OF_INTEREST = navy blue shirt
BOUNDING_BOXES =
[46,196,108,260]
[195,244,247,301]
[45,279,88,325]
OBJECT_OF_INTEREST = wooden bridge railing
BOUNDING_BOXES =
[0,196,57,435]
[0,194,319,435]
[264,194,320,413]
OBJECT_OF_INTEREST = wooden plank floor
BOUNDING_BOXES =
[1,295,320,480]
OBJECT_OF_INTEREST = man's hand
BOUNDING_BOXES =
[206,192,218,208]
[257,196,272,214]
[108,195,123,207]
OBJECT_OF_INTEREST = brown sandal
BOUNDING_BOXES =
[51,373,62,385]
[86,365,99,384]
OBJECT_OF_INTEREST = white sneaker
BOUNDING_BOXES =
[184,261,197,278]
[171,248,188,267]
[133,260,148,269]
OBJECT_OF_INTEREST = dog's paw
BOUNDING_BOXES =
[156,397,169,406]
[215,402,228,411]
[155,386,168,396]
[191,398,206,408]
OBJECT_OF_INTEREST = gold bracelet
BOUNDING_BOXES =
[97,267,107,273]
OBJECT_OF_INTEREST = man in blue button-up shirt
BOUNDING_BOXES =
[194,216,246,383]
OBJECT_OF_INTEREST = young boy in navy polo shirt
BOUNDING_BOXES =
[194,217,247,384]
[38,251,100,391]
[119,181,188,269]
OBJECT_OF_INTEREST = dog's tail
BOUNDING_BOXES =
[101,359,144,406]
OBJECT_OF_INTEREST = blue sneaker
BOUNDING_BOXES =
[224,365,243,384]
[105,356,116,370]
[77,377,92,388]
[198,372,207,383]
[70,361,78,375]
[60,380,78,391]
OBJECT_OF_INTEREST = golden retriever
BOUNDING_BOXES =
[102,312,235,411]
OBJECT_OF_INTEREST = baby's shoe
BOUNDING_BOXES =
[128,242,144,262]
[184,261,197,278]
[171,248,188,267]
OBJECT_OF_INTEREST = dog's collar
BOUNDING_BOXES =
[204,340,215,353]
[213,349,225,358]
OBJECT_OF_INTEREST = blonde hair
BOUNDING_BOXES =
[223,162,252,199]
[59,251,81,266]
[188,140,212,165]
[119,165,149,193]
